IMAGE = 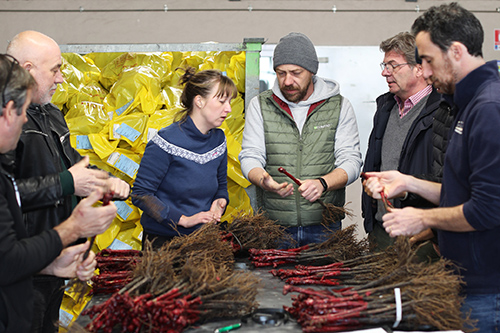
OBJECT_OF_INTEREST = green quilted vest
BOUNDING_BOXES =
[257,90,345,227]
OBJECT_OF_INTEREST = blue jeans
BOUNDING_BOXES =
[461,293,500,332]
[280,222,341,248]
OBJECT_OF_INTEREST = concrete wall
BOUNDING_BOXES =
[2,0,500,60]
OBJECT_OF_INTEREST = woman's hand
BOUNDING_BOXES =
[178,211,217,228]
[210,198,227,221]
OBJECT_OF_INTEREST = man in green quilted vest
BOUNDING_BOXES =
[239,32,362,247]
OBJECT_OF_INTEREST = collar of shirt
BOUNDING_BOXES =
[394,84,433,118]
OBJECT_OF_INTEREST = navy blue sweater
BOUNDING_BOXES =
[132,116,229,237]
[440,60,500,294]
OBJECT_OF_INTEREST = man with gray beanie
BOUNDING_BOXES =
[239,32,362,246]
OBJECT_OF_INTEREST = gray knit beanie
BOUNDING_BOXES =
[273,32,319,74]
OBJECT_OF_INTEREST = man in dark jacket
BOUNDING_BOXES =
[364,4,500,330]
[362,32,440,252]
[6,31,130,332]
[0,54,116,333]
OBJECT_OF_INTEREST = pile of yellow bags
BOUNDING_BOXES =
[54,50,252,330]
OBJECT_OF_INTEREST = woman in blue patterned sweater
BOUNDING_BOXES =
[132,67,237,249]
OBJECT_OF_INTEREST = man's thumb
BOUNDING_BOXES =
[76,155,90,168]
[65,242,88,257]
[82,188,104,207]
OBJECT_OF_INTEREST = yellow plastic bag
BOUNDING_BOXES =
[140,108,177,147]
[105,148,142,181]
[177,51,207,70]
[224,94,245,142]
[103,66,163,117]
[66,83,107,111]
[79,151,118,177]
[161,85,183,111]
[112,223,142,250]
[65,99,109,136]
[85,52,123,71]
[161,51,184,87]
[202,51,238,73]
[86,132,120,161]
[130,220,143,245]
[227,52,246,93]
[95,218,121,251]
[51,80,69,112]
[114,199,141,223]
[107,112,149,153]
[60,60,85,91]
[100,52,173,90]
[59,282,92,332]
[222,178,253,222]
[97,213,142,251]
[62,53,101,86]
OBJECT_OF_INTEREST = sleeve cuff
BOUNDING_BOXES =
[167,206,183,224]
[59,171,75,196]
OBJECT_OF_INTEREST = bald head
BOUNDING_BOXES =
[7,31,59,66]
[7,31,64,104]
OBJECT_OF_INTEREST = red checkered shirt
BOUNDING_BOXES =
[395,84,433,118]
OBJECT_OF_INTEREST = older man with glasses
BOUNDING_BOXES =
[361,32,442,257]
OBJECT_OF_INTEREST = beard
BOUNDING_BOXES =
[432,56,456,95]
[281,78,313,103]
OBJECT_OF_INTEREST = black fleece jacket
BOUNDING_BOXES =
[362,88,441,233]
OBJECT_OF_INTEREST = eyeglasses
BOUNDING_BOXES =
[380,62,410,74]
[1,54,20,108]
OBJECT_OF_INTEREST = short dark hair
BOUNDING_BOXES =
[411,2,483,57]
[0,54,36,116]
[380,32,418,65]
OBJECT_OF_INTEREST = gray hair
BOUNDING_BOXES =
[380,32,418,66]
[0,54,36,115]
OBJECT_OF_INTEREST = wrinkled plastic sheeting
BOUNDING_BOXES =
[99,52,174,90]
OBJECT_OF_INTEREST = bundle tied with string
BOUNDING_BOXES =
[282,237,475,332]
[250,224,368,268]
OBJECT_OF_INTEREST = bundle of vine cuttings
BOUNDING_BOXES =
[283,238,473,332]
[249,224,368,268]
[91,248,142,295]
[269,237,406,286]
[80,223,260,333]
[219,210,294,252]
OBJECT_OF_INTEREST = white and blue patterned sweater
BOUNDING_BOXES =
[132,116,228,237]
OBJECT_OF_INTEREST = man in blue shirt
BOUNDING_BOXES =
[363,3,500,332]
